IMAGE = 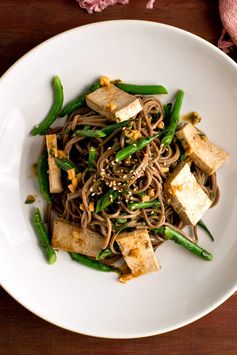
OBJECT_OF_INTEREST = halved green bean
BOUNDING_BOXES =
[128,199,160,210]
[115,82,168,95]
[75,129,106,138]
[197,220,214,242]
[152,226,213,261]
[96,248,112,260]
[162,90,184,146]
[95,189,119,213]
[115,132,161,162]
[32,208,56,264]
[69,252,117,273]
[31,76,64,135]
[55,157,80,173]
[101,120,130,135]
[60,81,100,117]
[88,147,96,169]
[37,150,51,204]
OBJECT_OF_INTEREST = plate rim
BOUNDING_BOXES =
[0,19,237,339]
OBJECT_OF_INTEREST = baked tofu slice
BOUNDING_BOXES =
[116,229,160,280]
[164,162,212,225]
[51,218,104,257]
[46,134,63,193]
[176,123,229,175]
[86,84,142,122]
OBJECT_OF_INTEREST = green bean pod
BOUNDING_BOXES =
[60,81,100,117]
[32,208,57,264]
[55,157,80,173]
[153,226,213,261]
[69,252,117,273]
[161,90,184,146]
[128,199,160,210]
[75,129,106,138]
[101,120,130,135]
[96,248,112,260]
[197,220,214,242]
[31,76,64,135]
[95,189,119,213]
[115,132,161,162]
[88,147,97,169]
[37,150,51,204]
[115,83,168,95]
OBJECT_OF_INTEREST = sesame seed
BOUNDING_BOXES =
[108,147,111,150]
[92,192,96,196]
[90,187,93,192]
[132,143,136,147]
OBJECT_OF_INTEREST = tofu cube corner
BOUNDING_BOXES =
[116,229,160,277]
[176,123,229,175]
[86,84,143,122]
[164,162,212,225]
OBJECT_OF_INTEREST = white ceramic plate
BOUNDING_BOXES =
[0,20,237,339]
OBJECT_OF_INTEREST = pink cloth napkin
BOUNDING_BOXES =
[77,0,155,13]
[218,0,237,53]
[77,0,236,54]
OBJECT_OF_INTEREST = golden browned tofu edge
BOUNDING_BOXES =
[116,229,160,279]
[51,218,104,257]
[176,123,229,175]
[45,134,63,193]
[164,162,212,225]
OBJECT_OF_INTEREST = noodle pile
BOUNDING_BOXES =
[48,95,218,264]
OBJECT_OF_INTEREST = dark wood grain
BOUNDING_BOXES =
[0,1,236,353]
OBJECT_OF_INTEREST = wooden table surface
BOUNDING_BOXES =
[0,1,236,354]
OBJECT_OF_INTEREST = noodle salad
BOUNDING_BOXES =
[29,76,228,282]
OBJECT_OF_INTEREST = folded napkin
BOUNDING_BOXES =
[218,0,237,53]
[77,0,155,13]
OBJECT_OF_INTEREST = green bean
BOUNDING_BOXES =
[31,76,64,135]
[162,90,184,146]
[128,199,160,210]
[152,226,213,261]
[96,248,112,260]
[69,252,118,273]
[180,152,187,161]
[101,120,130,135]
[75,129,106,138]
[95,189,119,213]
[60,81,100,117]
[55,157,80,173]
[88,147,96,169]
[197,220,214,242]
[115,218,127,224]
[115,82,168,95]
[163,103,172,120]
[115,132,161,162]
[37,150,51,204]
[32,208,57,264]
